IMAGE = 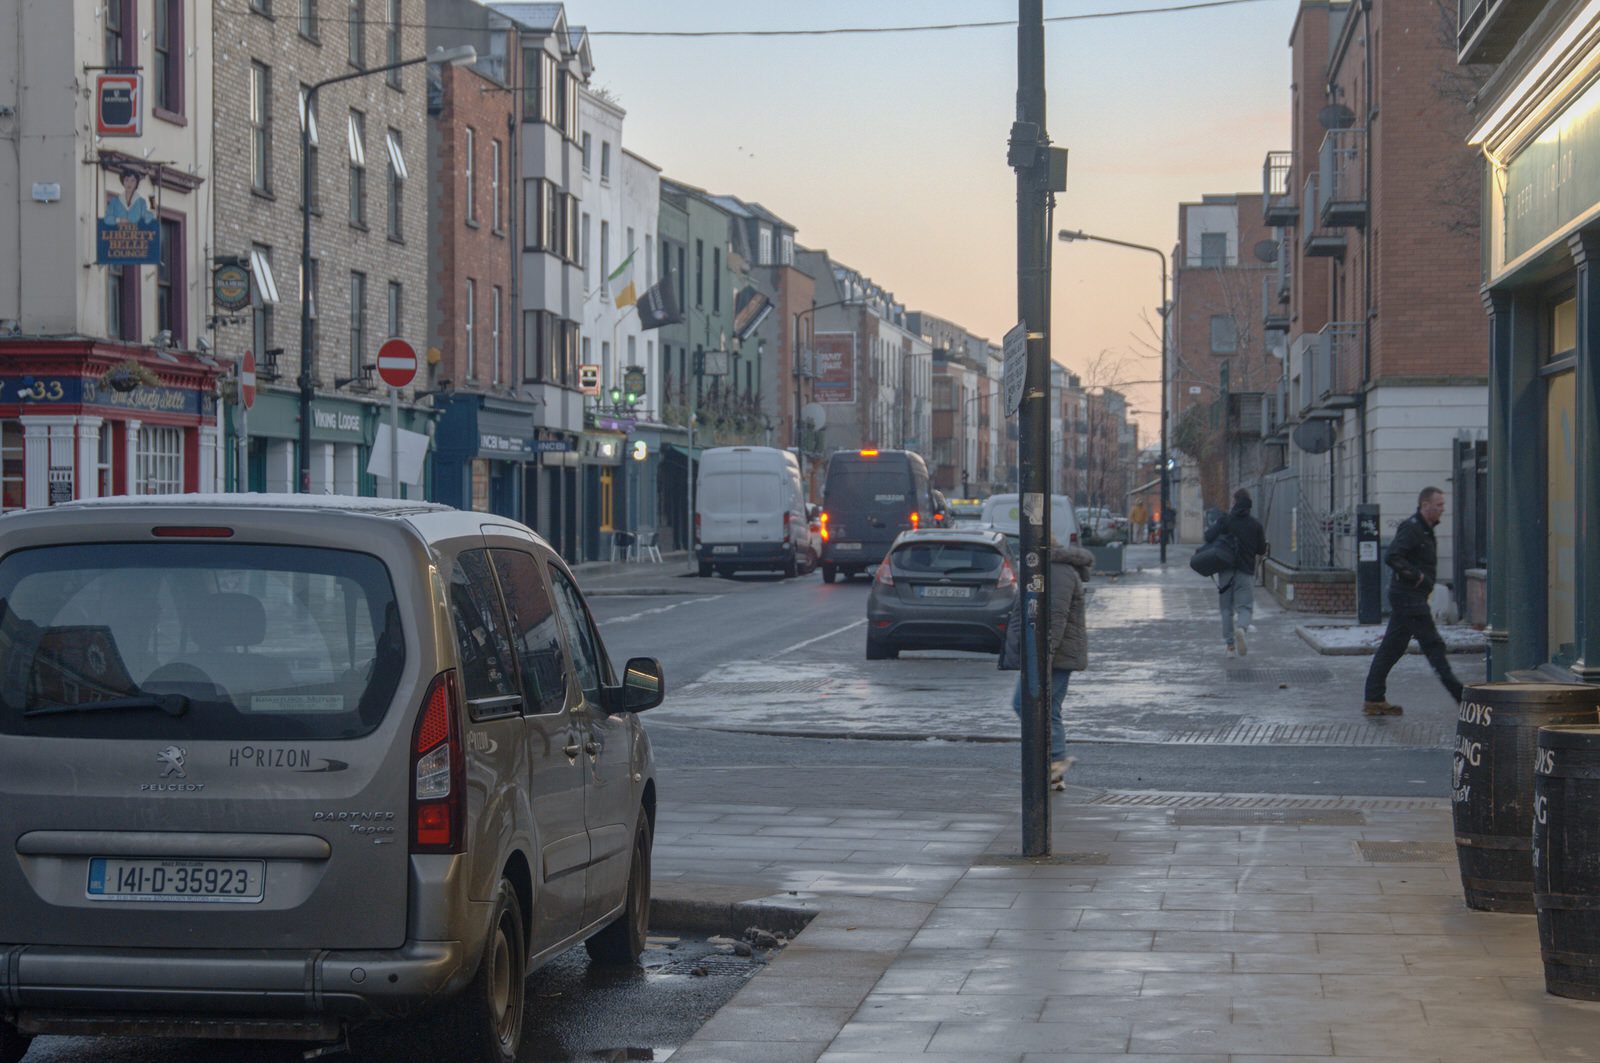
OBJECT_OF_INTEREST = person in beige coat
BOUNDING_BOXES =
[1001,540,1094,790]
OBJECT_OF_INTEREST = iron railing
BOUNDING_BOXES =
[1318,128,1367,227]
[1263,151,1297,225]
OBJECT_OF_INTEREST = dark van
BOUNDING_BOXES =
[819,449,934,583]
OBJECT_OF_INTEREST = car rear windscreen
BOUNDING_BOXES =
[824,468,911,516]
[700,472,782,513]
[891,542,1004,576]
[0,543,404,740]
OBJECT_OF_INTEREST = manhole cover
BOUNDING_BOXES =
[973,852,1109,866]
[1225,668,1334,683]
[1357,841,1456,863]
[654,956,762,977]
[1170,808,1366,826]
[683,679,833,696]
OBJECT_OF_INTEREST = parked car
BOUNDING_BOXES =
[946,498,985,522]
[865,527,1018,659]
[0,495,664,1063]
[695,445,813,578]
[981,492,1082,546]
[818,449,936,584]
[1075,506,1129,542]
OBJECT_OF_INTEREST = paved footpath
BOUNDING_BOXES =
[649,556,1600,1062]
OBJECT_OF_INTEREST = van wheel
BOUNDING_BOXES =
[822,565,837,584]
[586,814,652,966]
[430,878,527,1062]
[697,561,712,578]
[0,1022,31,1063]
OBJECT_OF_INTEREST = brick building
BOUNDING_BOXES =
[210,0,433,496]
[1168,193,1279,517]
[425,3,535,523]
[1260,0,1487,612]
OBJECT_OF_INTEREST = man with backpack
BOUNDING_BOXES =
[1204,489,1267,657]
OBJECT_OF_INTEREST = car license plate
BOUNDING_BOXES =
[919,585,973,599]
[834,542,862,551]
[713,545,738,554]
[87,858,265,902]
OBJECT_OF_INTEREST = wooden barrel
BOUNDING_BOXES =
[1452,683,1600,912]
[1535,724,1600,1000]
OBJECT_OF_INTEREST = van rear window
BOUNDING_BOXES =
[824,470,910,513]
[0,543,404,740]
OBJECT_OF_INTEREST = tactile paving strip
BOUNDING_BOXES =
[1085,791,1449,811]
[1170,808,1366,826]
[1224,668,1335,683]
[1162,721,1453,748]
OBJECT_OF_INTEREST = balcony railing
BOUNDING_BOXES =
[1304,322,1362,411]
[1318,128,1367,228]
[1263,275,1289,331]
[1458,0,1542,65]
[1301,175,1346,258]
[1262,151,1297,226]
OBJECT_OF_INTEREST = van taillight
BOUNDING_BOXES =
[410,670,464,854]
[909,511,920,529]
[820,512,830,541]
[783,510,792,544]
[694,512,701,544]
[1069,532,1079,545]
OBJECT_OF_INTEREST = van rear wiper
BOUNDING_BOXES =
[24,694,191,719]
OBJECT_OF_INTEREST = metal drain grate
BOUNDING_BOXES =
[682,679,834,696]
[1085,791,1450,812]
[1225,668,1334,684]
[1357,841,1457,863]
[1170,808,1366,827]
[974,852,1109,866]
[1163,721,1453,748]
[654,956,762,977]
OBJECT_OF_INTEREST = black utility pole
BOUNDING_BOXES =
[1011,0,1055,857]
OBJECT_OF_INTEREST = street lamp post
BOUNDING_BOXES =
[1058,229,1170,562]
[297,45,476,494]
[792,297,858,492]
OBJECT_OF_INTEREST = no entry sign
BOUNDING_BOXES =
[240,350,256,409]
[376,338,417,389]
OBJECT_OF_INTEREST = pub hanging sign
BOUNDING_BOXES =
[96,167,160,266]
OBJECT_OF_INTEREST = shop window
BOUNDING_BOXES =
[1,422,23,511]
[137,426,184,495]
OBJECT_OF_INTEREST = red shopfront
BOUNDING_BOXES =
[0,341,224,511]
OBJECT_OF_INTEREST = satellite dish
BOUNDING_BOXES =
[1253,239,1279,264]
[1318,103,1356,130]
[1293,419,1335,455]
[801,403,827,429]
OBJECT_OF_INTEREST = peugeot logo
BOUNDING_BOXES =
[156,745,188,778]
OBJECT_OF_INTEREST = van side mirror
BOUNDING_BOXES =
[618,657,665,713]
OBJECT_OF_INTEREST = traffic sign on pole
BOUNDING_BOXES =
[376,338,418,389]
[240,350,257,410]
[1002,320,1027,417]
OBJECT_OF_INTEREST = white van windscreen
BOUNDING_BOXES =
[0,543,404,740]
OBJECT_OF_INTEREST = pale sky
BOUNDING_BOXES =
[575,0,1301,439]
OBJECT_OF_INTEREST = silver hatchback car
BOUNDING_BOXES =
[0,495,662,1063]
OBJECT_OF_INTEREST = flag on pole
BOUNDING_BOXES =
[607,248,638,308]
[636,273,684,330]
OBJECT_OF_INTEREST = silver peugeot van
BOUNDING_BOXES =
[0,495,662,1063]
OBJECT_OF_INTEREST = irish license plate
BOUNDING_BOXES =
[713,545,738,554]
[833,542,862,551]
[918,585,973,599]
[87,858,265,902]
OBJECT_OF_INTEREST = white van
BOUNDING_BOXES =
[980,493,1082,553]
[696,446,815,578]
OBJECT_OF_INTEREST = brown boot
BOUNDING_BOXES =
[1363,700,1403,716]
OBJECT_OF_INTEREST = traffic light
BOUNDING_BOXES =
[630,439,648,461]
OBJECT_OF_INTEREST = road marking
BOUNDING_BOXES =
[596,596,722,626]
[768,619,867,659]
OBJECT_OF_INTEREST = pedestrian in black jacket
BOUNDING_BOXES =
[1205,489,1267,656]
[1362,486,1464,715]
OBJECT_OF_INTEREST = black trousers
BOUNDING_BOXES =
[1363,604,1464,704]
